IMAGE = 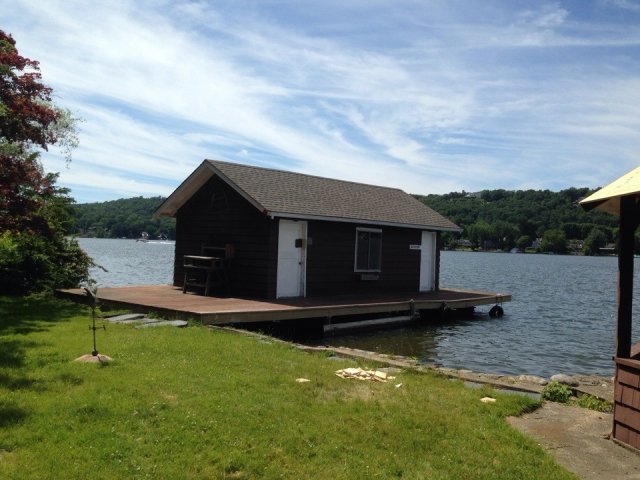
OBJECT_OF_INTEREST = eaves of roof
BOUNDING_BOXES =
[155,159,462,232]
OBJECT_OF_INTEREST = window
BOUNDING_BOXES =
[355,228,382,272]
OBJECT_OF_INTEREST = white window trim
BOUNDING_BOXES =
[354,227,383,273]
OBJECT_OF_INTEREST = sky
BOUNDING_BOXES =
[3,0,640,203]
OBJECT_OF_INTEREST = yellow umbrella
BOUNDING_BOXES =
[580,166,640,216]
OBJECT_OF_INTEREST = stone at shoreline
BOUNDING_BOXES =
[104,313,145,323]
[135,320,188,329]
[551,374,579,387]
[517,375,549,386]
[377,367,402,374]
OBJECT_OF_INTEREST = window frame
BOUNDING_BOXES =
[354,227,383,273]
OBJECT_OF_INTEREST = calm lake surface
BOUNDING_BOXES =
[78,238,640,377]
[79,238,175,287]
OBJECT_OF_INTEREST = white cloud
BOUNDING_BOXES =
[3,0,640,202]
[519,4,569,29]
[606,0,640,12]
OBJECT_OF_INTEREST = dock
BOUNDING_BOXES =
[57,285,511,325]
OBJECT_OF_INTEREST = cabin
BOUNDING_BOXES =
[155,160,461,300]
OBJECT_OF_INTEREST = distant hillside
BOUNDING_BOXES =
[74,196,175,239]
[416,187,620,253]
[73,188,622,252]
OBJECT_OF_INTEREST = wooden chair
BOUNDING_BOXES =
[182,244,234,296]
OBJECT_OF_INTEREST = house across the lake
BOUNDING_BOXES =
[155,160,461,300]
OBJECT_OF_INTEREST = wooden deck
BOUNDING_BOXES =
[57,285,511,325]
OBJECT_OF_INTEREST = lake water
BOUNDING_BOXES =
[79,238,175,287]
[324,251,640,378]
[78,238,639,377]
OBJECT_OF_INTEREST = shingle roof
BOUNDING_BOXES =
[156,159,461,231]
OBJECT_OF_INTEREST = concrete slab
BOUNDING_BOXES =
[103,313,145,323]
[508,402,640,480]
[135,320,189,329]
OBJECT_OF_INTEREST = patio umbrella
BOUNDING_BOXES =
[580,166,640,215]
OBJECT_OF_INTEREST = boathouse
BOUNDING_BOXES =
[156,160,461,299]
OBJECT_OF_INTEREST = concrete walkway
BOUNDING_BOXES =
[508,402,640,480]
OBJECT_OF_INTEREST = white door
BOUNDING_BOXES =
[276,220,307,298]
[419,231,436,292]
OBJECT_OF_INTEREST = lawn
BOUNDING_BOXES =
[0,296,575,479]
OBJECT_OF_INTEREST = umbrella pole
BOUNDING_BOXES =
[616,195,638,359]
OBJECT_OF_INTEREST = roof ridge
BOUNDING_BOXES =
[158,158,460,231]
[206,159,405,193]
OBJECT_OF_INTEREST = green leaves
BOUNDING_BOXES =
[0,30,88,294]
[74,196,176,239]
[0,232,92,294]
[418,187,617,251]
[541,381,572,403]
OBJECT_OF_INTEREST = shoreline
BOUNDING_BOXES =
[214,325,614,402]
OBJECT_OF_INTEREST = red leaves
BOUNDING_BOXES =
[0,29,66,237]
[0,152,56,237]
[0,31,88,293]
[0,30,59,149]
[0,30,39,72]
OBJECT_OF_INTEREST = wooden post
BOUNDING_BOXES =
[617,195,638,359]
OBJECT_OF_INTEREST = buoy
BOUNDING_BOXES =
[489,305,504,318]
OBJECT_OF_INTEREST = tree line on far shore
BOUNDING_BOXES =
[417,188,625,254]
[73,186,630,255]
[73,196,176,240]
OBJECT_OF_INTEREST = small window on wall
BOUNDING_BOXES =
[355,228,382,272]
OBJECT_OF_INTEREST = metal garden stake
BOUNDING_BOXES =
[84,286,105,356]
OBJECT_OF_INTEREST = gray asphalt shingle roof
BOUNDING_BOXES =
[208,160,460,231]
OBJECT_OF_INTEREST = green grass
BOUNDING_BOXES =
[573,394,612,413]
[0,296,576,479]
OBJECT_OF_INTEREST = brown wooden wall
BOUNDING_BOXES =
[613,360,640,450]
[305,221,438,297]
[174,176,277,298]
[174,175,442,299]
[435,232,442,291]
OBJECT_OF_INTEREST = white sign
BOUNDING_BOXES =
[409,244,422,250]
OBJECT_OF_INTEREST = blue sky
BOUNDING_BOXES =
[3,0,640,203]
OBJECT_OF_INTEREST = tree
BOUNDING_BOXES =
[418,186,616,250]
[0,30,90,294]
[516,235,532,250]
[466,220,493,248]
[583,228,608,256]
[73,196,175,239]
[492,221,519,250]
[539,229,567,254]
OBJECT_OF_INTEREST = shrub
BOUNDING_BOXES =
[541,381,572,403]
[0,231,91,294]
[573,394,612,413]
